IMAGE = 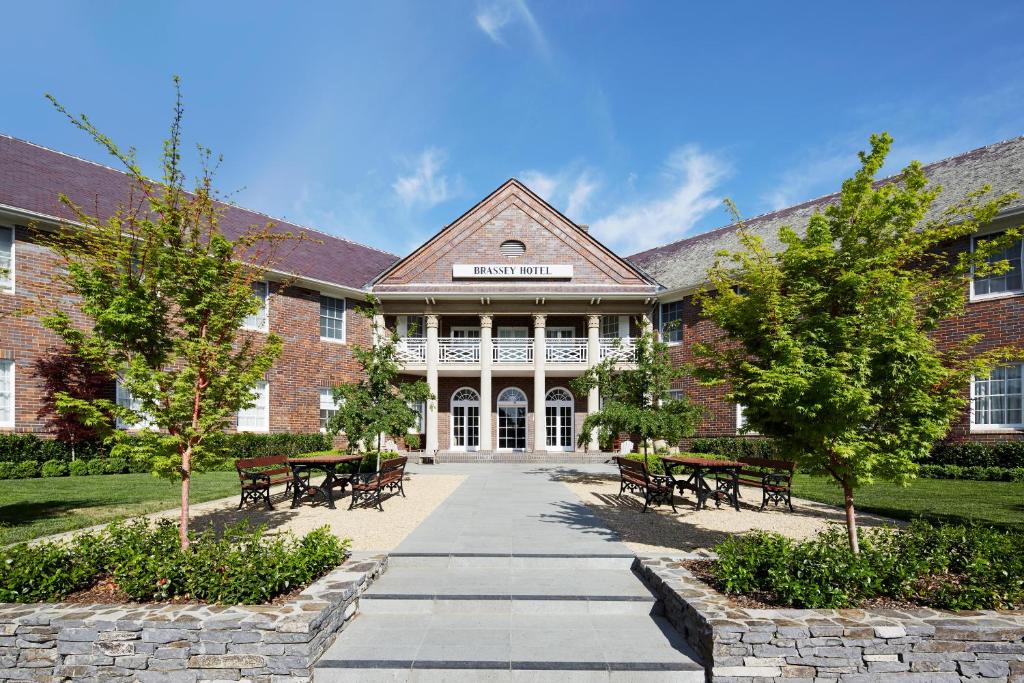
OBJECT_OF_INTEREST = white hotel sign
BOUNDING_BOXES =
[452,264,573,279]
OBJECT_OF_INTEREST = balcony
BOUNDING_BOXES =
[395,336,638,366]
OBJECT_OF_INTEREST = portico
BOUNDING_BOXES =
[371,177,662,456]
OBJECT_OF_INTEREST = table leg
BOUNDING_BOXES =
[290,466,304,509]
[322,466,337,509]
[695,467,709,510]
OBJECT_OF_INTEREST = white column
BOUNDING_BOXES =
[533,314,546,452]
[425,314,439,455]
[371,313,386,346]
[479,314,493,451]
[586,314,601,452]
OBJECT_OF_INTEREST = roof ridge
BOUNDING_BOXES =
[0,133,400,259]
[629,134,1024,260]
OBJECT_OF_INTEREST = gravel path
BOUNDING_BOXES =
[187,473,467,551]
[559,469,898,555]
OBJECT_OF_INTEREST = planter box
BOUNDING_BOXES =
[635,556,1024,683]
[0,553,387,682]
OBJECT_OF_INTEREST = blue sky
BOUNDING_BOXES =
[2,1,1023,256]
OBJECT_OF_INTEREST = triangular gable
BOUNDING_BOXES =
[373,179,658,291]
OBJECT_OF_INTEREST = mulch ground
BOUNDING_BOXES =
[62,576,304,606]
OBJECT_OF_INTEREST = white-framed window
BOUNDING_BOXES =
[115,378,156,430]
[971,232,1023,300]
[242,281,269,331]
[0,360,13,428]
[403,315,425,338]
[0,226,13,292]
[736,403,758,434]
[409,400,426,433]
[660,301,684,344]
[971,363,1024,430]
[320,295,346,342]
[319,387,342,432]
[600,315,620,338]
[238,381,269,432]
[667,389,684,401]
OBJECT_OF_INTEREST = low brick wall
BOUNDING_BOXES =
[0,552,387,683]
[635,556,1024,683]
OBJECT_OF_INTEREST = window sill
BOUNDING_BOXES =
[236,428,269,433]
[969,425,1024,433]
[241,327,269,334]
[969,290,1024,303]
[320,336,347,345]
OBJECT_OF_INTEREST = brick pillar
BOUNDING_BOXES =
[533,314,546,452]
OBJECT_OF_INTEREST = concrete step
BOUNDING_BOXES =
[314,612,705,682]
[387,552,636,570]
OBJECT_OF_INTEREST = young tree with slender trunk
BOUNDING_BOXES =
[694,133,1021,553]
[42,79,293,549]
[330,296,433,469]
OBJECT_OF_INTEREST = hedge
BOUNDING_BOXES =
[918,463,1024,482]
[928,440,1024,469]
[0,432,334,480]
[690,436,782,460]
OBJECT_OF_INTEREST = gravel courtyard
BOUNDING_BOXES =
[555,467,898,555]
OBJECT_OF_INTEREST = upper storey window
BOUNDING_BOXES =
[320,295,346,342]
[660,301,684,344]
[972,232,1023,299]
[242,281,269,332]
[0,226,13,292]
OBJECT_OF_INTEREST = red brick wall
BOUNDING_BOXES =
[0,226,368,436]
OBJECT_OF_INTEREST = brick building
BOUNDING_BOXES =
[0,134,1021,450]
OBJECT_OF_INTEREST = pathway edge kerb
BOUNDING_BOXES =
[0,553,388,683]
[634,555,1024,683]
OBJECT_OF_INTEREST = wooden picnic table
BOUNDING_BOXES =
[660,455,745,511]
[286,455,364,509]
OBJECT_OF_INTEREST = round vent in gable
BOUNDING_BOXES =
[500,240,526,258]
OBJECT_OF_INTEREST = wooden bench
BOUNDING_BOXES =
[236,455,306,510]
[734,457,796,511]
[615,456,676,513]
[349,456,408,511]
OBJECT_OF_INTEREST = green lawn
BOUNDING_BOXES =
[0,472,240,545]
[793,474,1024,529]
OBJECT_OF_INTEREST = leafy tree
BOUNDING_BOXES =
[694,133,1022,553]
[572,324,701,464]
[42,80,293,549]
[330,296,433,467]
[34,349,113,459]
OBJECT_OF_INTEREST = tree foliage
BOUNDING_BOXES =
[572,325,701,459]
[693,133,1022,552]
[330,296,433,460]
[42,79,295,548]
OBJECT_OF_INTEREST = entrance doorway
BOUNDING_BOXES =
[450,387,480,451]
[497,387,528,451]
[545,387,575,451]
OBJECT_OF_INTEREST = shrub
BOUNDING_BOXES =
[918,464,1024,482]
[0,434,107,464]
[691,436,782,460]
[0,462,17,480]
[928,440,1024,469]
[41,459,69,477]
[104,457,129,475]
[85,459,107,476]
[14,461,39,479]
[68,460,89,476]
[0,518,350,604]
[711,521,1024,610]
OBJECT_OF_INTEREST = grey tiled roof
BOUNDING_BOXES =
[628,136,1024,294]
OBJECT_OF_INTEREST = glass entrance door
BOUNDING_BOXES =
[497,387,528,451]
[545,388,574,451]
[450,388,480,451]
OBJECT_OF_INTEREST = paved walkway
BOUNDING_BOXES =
[315,464,704,682]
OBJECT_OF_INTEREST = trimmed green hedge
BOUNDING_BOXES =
[918,463,1024,482]
[690,436,782,460]
[712,521,1024,610]
[0,434,107,464]
[0,519,350,604]
[929,440,1024,469]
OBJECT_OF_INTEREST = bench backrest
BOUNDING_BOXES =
[236,455,290,480]
[615,456,650,483]
[738,457,796,473]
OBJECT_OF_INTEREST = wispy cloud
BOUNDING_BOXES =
[475,0,547,55]
[518,167,600,221]
[393,148,460,208]
[591,146,730,253]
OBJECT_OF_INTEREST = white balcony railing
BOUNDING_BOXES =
[545,337,588,363]
[439,337,480,363]
[396,337,426,363]
[493,338,533,363]
[599,337,638,361]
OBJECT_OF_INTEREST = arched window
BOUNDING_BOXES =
[450,387,480,451]
[452,387,480,403]
[497,387,527,405]
[545,387,574,451]
[497,387,527,451]
[546,388,573,403]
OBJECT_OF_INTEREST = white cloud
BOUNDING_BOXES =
[518,168,601,222]
[393,148,459,208]
[591,146,729,253]
[475,0,547,55]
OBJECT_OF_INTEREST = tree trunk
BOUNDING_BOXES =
[179,446,191,550]
[842,483,859,554]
